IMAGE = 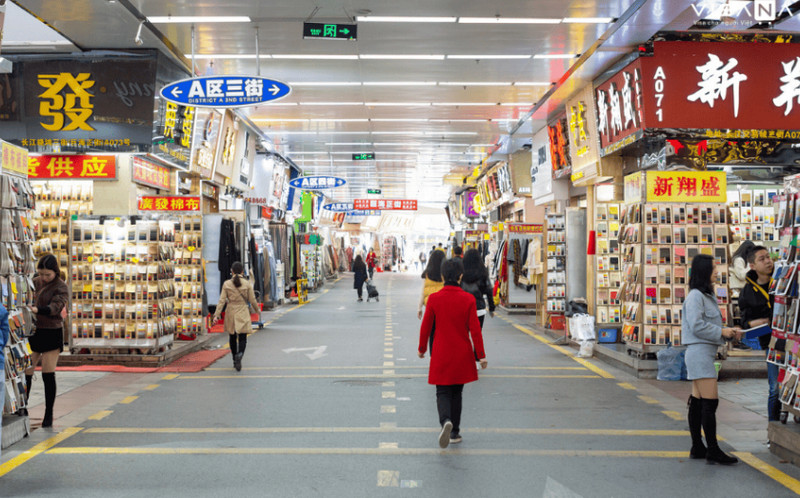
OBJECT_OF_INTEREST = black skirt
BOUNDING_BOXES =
[29,327,64,353]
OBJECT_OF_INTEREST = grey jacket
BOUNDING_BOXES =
[681,288,724,346]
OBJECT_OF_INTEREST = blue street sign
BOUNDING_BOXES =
[289,176,346,190]
[160,76,291,108]
[323,202,353,212]
[347,210,381,216]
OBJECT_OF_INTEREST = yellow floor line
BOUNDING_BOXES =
[87,410,113,421]
[638,396,660,405]
[618,383,637,390]
[512,324,616,379]
[377,470,400,487]
[735,452,800,494]
[161,374,179,380]
[119,396,138,404]
[47,447,689,458]
[175,374,601,380]
[143,384,160,391]
[0,427,82,477]
[662,411,683,421]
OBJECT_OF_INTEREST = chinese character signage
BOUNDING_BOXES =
[138,196,200,212]
[645,171,726,203]
[624,172,645,204]
[464,191,479,218]
[547,116,571,179]
[132,156,172,190]
[323,202,353,212]
[28,155,116,180]
[640,41,800,133]
[464,230,484,241]
[596,59,645,156]
[566,85,601,174]
[353,199,418,211]
[506,224,544,234]
[289,176,346,190]
[2,141,28,177]
[213,110,237,181]
[160,76,291,108]
[152,100,194,170]
[189,108,222,179]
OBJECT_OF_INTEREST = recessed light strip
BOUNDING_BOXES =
[147,16,251,23]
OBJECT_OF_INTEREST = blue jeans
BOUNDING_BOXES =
[767,351,781,421]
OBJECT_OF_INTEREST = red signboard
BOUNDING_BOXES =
[595,58,645,156]
[640,41,800,134]
[138,196,200,212]
[132,156,172,190]
[28,155,116,179]
[353,199,417,211]
[547,117,571,177]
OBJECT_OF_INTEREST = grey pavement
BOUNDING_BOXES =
[2,272,800,497]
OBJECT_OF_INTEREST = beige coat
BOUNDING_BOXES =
[215,276,259,335]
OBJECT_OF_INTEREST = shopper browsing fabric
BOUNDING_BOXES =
[737,245,777,421]
[682,254,742,465]
[25,254,69,428]
[418,257,487,448]
[418,249,446,320]
[352,255,369,302]
[366,249,378,279]
[461,248,496,330]
[213,262,259,372]
[0,302,9,453]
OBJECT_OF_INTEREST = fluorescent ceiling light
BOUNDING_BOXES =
[432,102,497,106]
[439,82,512,86]
[363,81,437,86]
[563,17,614,23]
[192,54,257,59]
[446,54,531,60]
[288,82,362,86]
[272,54,359,60]
[298,102,363,106]
[429,119,489,123]
[534,53,579,59]
[147,16,251,23]
[325,143,375,146]
[458,17,561,24]
[500,103,534,106]
[370,118,430,122]
[361,54,445,60]
[309,118,369,122]
[355,16,457,23]
[366,102,431,106]
[491,118,519,122]
[515,81,552,86]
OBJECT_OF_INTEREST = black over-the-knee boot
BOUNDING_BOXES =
[688,396,706,459]
[41,372,56,427]
[700,398,737,465]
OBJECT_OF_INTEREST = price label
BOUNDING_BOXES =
[83,284,92,292]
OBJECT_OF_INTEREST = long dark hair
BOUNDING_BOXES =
[442,257,464,286]
[732,240,755,262]
[689,254,715,296]
[422,250,445,282]
[353,255,366,273]
[37,254,64,281]
[231,261,244,288]
[462,248,488,283]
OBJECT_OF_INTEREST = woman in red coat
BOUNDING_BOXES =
[418,257,488,448]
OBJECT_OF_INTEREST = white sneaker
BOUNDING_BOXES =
[438,420,453,448]
[450,434,462,444]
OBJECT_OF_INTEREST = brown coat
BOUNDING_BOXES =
[33,276,69,329]
[215,276,259,335]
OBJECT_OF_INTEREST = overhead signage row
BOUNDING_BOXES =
[160,76,291,108]
[353,199,418,211]
[289,176,346,190]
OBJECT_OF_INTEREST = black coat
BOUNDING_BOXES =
[461,275,495,313]
[353,266,368,289]
[739,269,774,349]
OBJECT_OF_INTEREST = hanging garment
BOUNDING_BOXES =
[249,236,264,300]
[511,239,522,287]
[218,218,240,292]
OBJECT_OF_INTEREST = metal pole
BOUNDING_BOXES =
[191,24,196,76]
[255,26,261,76]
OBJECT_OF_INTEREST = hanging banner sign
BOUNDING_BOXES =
[132,156,171,190]
[506,224,544,234]
[28,155,116,179]
[138,196,201,212]
[353,199,418,211]
[2,141,28,177]
[464,191,479,218]
[289,176,346,190]
[161,76,291,108]
[323,202,353,212]
[645,171,727,203]
[595,58,645,156]
[348,209,380,216]
[624,172,645,204]
[464,230,485,241]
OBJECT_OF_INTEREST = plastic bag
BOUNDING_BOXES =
[578,341,595,358]
[656,345,687,381]
[569,314,595,342]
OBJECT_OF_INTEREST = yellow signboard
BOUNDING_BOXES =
[2,141,29,177]
[645,171,727,203]
[624,172,644,204]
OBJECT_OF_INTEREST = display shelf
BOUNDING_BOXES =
[173,215,204,335]
[545,211,566,314]
[300,242,322,290]
[595,202,621,325]
[32,181,93,269]
[68,217,176,354]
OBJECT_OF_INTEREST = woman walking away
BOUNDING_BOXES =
[418,258,487,448]
[461,248,495,330]
[353,255,368,302]
[418,249,446,320]
[213,262,259,372]
[26,254,69,428]
[683,254,742,465]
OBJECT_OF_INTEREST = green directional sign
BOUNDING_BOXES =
[367,189,381,195]
[352,152,376,161]
[303,22,357,41]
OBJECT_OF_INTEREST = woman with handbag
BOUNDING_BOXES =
[25,254,69,428]
[461,248,495,330]
[213,262,259,372]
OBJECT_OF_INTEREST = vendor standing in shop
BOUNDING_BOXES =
[213,262,260,372]
[26,254,69,428]
[737,245,777,421]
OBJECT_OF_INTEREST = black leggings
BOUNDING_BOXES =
[436,384,464,435]
[356,284,363,299]
[229,334,247,356]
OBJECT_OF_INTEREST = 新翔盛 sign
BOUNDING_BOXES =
[160,76,291,108]
[289,176,346,190]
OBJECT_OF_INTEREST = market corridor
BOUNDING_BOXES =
[2,273,800,497]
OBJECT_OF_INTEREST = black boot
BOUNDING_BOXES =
[41,372,56,428]
[19,374,33,416]
[701,398,738,465]
[234,353,243,372]
[688,396,706,459]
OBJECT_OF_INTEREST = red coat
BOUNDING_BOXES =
[418,285,486,386]
[366,252,377,268]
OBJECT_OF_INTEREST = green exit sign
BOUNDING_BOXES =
[303,22,357,41]
[352,152,376,161]
[367,189,381,194]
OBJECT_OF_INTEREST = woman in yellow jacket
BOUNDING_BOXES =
[213,262,260,371]
[418,249,446,320]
